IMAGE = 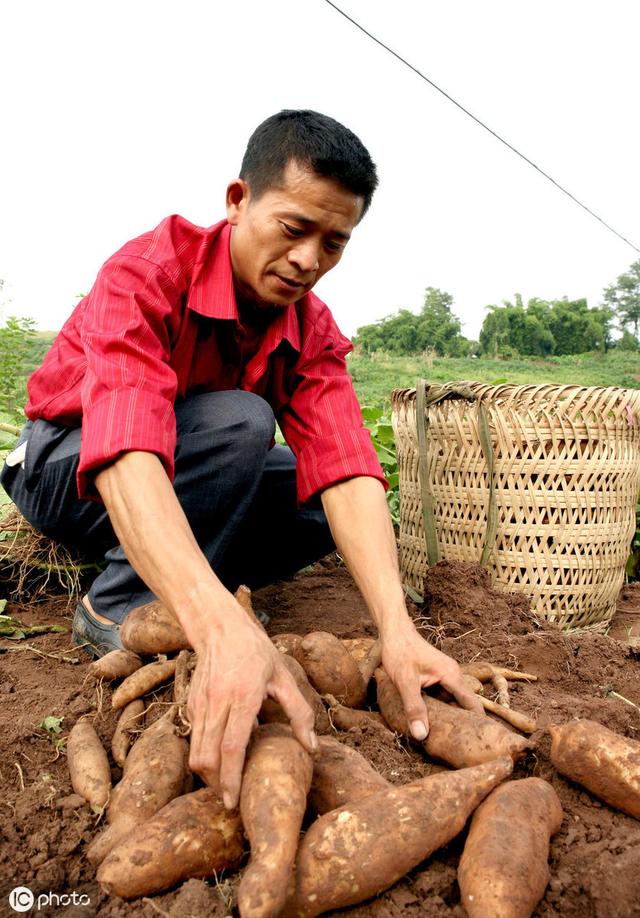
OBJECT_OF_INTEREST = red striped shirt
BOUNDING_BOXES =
[26,216,386,503]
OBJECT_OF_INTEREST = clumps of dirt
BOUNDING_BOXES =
[2,557,640,917]
[608,581,640,646]
[415,560,640,745]
[422,559,535,639]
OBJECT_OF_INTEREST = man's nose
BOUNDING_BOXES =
[288,240,320,274]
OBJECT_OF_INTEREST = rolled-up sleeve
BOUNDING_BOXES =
[279,332,388,504]
[77,255,180,499]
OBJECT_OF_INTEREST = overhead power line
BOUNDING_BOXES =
[323,0,640,256]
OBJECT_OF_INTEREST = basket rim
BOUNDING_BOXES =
[391,380,640,410]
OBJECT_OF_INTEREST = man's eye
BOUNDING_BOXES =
[281,223,304,237]
[326,240,344,254]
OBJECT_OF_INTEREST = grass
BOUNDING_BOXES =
[348,350,640,410]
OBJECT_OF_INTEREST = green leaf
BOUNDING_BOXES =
[404,584,424,604]
[375,423,395,444]
[39,715,64,735]
[387,471,400,489]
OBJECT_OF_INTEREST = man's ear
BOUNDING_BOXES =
[226,179,250,225]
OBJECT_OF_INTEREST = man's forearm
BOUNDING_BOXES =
[94,451,237,646]
[320,476,412,636]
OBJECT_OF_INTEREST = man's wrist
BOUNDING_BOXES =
[376,602,418,644]
[172,578,241,650]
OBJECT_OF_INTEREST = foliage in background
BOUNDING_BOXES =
[479,295,612,357]
[354,287,471,357]
[0,315,38,429]
[361,406,400,526]
[352,276,640,360]
[348,349,640,411]
[604,260,640,339]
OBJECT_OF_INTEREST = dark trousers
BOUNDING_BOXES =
[0,391,335,623]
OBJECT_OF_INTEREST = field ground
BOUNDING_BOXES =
[1,559,640,917]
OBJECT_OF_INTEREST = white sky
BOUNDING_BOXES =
[1,0,639,340]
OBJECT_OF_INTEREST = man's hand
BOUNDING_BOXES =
[320,477,484,741]
[187,600,317,808]
[380,621,484,740]
[94,452,317,809]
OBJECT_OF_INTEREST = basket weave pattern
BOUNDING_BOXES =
[392,382,640,632]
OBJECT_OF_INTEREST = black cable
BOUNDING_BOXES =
[323,0,640,255]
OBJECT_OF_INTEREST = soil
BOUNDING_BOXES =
[1,559,640,918]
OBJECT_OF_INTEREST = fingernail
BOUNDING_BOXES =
[410,720,428,741]
[308,731,318,753]
[222,791,233,810]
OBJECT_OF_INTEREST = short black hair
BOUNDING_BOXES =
[240,109,378,218]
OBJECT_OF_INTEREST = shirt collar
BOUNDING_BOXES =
[188,220,301,353]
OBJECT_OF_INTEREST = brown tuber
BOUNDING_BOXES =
[67,718,111,812]
[87,712,189,866]
[284,756,514,917]
[294,631,367,707]
[238,724,313,918]
[458,777,563,917]
[111,658,177,710]
[549,719,640,819]
[309,735,389,815]
[97,788,244,899]
[120,600,190,655]
[88,648,142,682]
[110,699,145,768]
[271,632,303,656]
[375,667,531,767]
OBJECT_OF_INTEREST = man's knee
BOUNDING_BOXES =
[175,391,275,449]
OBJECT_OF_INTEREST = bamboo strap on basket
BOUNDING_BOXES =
[416,380,497,570]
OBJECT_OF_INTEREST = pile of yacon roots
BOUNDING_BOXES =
[67,586,640,917]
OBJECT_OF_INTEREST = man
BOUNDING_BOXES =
[2,110,481,809]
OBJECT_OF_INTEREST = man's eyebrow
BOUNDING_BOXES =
[284,213,351,242]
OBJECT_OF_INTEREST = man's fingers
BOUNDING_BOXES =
[442,677,485,717]
[270,668,318,754]
[394,673,430,740]
[219,701,260,810]
[187,683,225,791]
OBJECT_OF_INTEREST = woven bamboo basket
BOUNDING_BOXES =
[392,381,640,632]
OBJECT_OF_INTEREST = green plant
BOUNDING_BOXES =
[0,315,37,429]
[38,715,66,755]
[361,406,400,526]
[626,501,640,581]
[0,611,69,639]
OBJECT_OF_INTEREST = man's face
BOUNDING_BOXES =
[226,160,364,308]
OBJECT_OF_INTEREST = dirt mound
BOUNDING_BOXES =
[423,559,534,638]
[1,559,640,916]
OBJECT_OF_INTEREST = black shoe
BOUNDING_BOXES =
[72,600,123,659]
[255,609,270,627]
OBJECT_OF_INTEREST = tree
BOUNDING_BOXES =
[603,260,640,339]
[415,287,466,356]
[353,288,470,356]
[479,302,517,357]
[479,294,611,357]
[617,329,639,351]
[547,298,611,355]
